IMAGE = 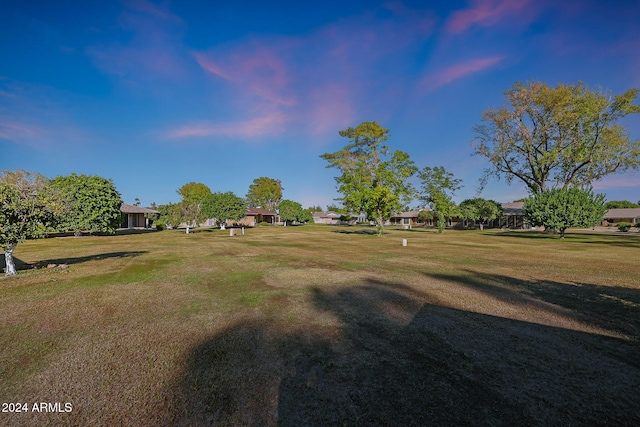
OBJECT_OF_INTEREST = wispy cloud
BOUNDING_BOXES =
[446,0,534,35]
[167,111,288,140]
[592,173,640,191]
[0,81,90,148]
[422,56,504,90]
[87,0,189,85]
[169,3,436,141]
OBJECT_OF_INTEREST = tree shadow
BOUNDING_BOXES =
[167,279,640,425]
[491,230,640,248]
[1,251,147,272]
[425,269,640,346]
[331,229,380,235]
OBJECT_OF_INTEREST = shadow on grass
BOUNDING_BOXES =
[1,251,147,272]
[331,229,380,235]
[168,279,640,426]
[491,230,640,248]
[425,269,640,348]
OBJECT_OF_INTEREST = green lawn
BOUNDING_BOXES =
[1,225,639,426]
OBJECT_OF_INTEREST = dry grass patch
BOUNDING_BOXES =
[1,226,639,425]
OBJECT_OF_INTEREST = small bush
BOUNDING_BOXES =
[617,222,631,232]
[258,221,269,226]
[154,221,166,231]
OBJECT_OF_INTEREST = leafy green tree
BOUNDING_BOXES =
[326,204,348,214]
[200,192,247,228]
[523,187,607,238]
[300,209,314,224]
[49,173,123,236]
[177,182,211,205]
[417,209,434,225]
[157,203,179,228]
[605,200,640,209]
[418,166,462,233]
[175,182,211,233]
[246,177,283,211]
[473,81,640,193]
[306,205,323,212]
[278,199,304,226]
[459,198,503,230]
[321,121,417,235]
[1,170,64,276]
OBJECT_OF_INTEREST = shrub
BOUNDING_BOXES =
[154,221,165,231]
[258,221,269,226]
[617,222,632,232]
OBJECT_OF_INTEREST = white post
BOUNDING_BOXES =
[242,227,245,235]
[230,229,234,236]
[402,239,407,247]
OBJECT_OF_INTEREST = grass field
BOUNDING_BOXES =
[1,225,639,426]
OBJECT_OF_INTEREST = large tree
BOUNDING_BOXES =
[176,182,211,233]
[321,121,417,235]
[246,177,283,211]
[523,187,607,238]
[459,198,502,230]
[49,173,123,236]
[200,192,247,228]
[418,166,462,233]
[473,81,640,193]
[1,170,64,276]
[278,199,312,226]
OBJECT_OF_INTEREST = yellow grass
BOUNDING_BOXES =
[1,226,639,425]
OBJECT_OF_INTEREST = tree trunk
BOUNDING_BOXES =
[3,244,17,276]
[479,223,484,231]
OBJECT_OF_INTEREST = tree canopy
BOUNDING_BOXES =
[0,170,64,275]
[174,182,211,233]
[49,173,123,236]
[246,177,283,211]
[321,121,417,235]
[604,200,639,209]
[459,198,502,230]
[418,166,462,233]
[177,182,212,205]
[523,187,607,238]
[278,199,311,225]
[200,192,247,227]
[473,81,640,193]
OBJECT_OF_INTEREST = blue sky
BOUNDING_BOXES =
[1,0,639,209]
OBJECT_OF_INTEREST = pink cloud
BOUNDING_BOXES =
[423,56,504,90]
[166,111,288,140]
[172,3,436,141]
[446,0,533,34]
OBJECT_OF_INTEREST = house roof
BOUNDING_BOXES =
[501,202,524,215]
[246,207,277,216]
[604,208,640,219]
[391,209,431,218]
[313,211,341,219]
[121,203,159,214]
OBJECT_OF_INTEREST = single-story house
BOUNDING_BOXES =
[602,208,640,225]
[312,211,342,225]
[120,204,159,229]
[312,211,366,225]
[389,209,433,226]
[238,208,279,226]
[499,202,528,229]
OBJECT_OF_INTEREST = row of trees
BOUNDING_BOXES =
[1,171,123,275]
[322,81,639,236]
[156,177,313,232]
